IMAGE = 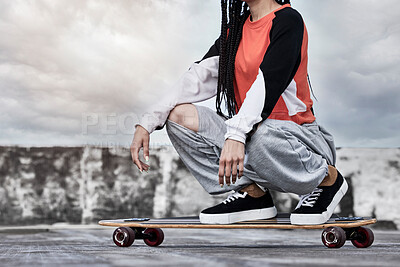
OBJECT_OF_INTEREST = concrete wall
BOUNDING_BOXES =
[0,146,398,229]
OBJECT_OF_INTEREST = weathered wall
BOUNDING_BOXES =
[0,146,399,228]
[0,146,227,225]
[335,148,400,229]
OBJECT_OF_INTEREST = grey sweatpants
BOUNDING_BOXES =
[166,105,336,196]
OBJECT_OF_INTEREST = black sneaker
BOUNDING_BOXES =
[199,190,277,224]
[290,170,348,225]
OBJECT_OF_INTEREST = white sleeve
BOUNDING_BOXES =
[137,56,219,133]
[224,69,266,144]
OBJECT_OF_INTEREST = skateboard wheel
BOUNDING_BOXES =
[113,227,135,247]
[351,227,374,248]
[321,226,346,248]
[143,228,164,247]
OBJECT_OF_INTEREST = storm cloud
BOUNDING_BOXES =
[296,0,400,147]
[0,0,399,147]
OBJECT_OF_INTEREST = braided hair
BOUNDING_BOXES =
[216,0,290,118]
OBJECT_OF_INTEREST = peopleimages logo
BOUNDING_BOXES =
[81,112,140,136]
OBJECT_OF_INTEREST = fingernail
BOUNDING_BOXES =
[145,156,149,162]
[139,169,143,173]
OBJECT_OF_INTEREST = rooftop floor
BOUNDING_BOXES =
[1,226,399,266]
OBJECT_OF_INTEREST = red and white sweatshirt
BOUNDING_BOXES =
[138,4,315,144]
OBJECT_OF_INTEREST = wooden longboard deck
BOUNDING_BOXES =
[99,213,376,230]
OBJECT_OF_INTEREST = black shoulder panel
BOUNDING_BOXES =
[260,7,305,119]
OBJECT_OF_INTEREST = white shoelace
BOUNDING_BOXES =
[296,188,323,208]
[222,192,247,204]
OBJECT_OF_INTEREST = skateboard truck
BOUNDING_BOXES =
[113,227,164,247]
[321,226,375,248]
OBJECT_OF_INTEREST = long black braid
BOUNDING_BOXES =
[216,0,249,118]
[216,0,290,118]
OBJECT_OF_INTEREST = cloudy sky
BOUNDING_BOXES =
[0,0,399,148]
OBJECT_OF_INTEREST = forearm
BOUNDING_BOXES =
[224,70,265,144]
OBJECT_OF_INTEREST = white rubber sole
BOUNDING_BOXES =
[290,178,348,225]
[199,206,277,225]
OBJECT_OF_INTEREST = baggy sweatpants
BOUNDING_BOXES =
[166,105,336,196]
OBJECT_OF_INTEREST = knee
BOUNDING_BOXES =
[168,104,199,132]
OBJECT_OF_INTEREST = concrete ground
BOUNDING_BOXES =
[0,225,399,267]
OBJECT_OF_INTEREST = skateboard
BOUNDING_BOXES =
[99,213,376,249]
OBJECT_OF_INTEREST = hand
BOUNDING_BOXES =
[130,125,150,172]
[218,139,245,186]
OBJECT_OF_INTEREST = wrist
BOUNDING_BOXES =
[135,124,150,135]
[225,138,245,145]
